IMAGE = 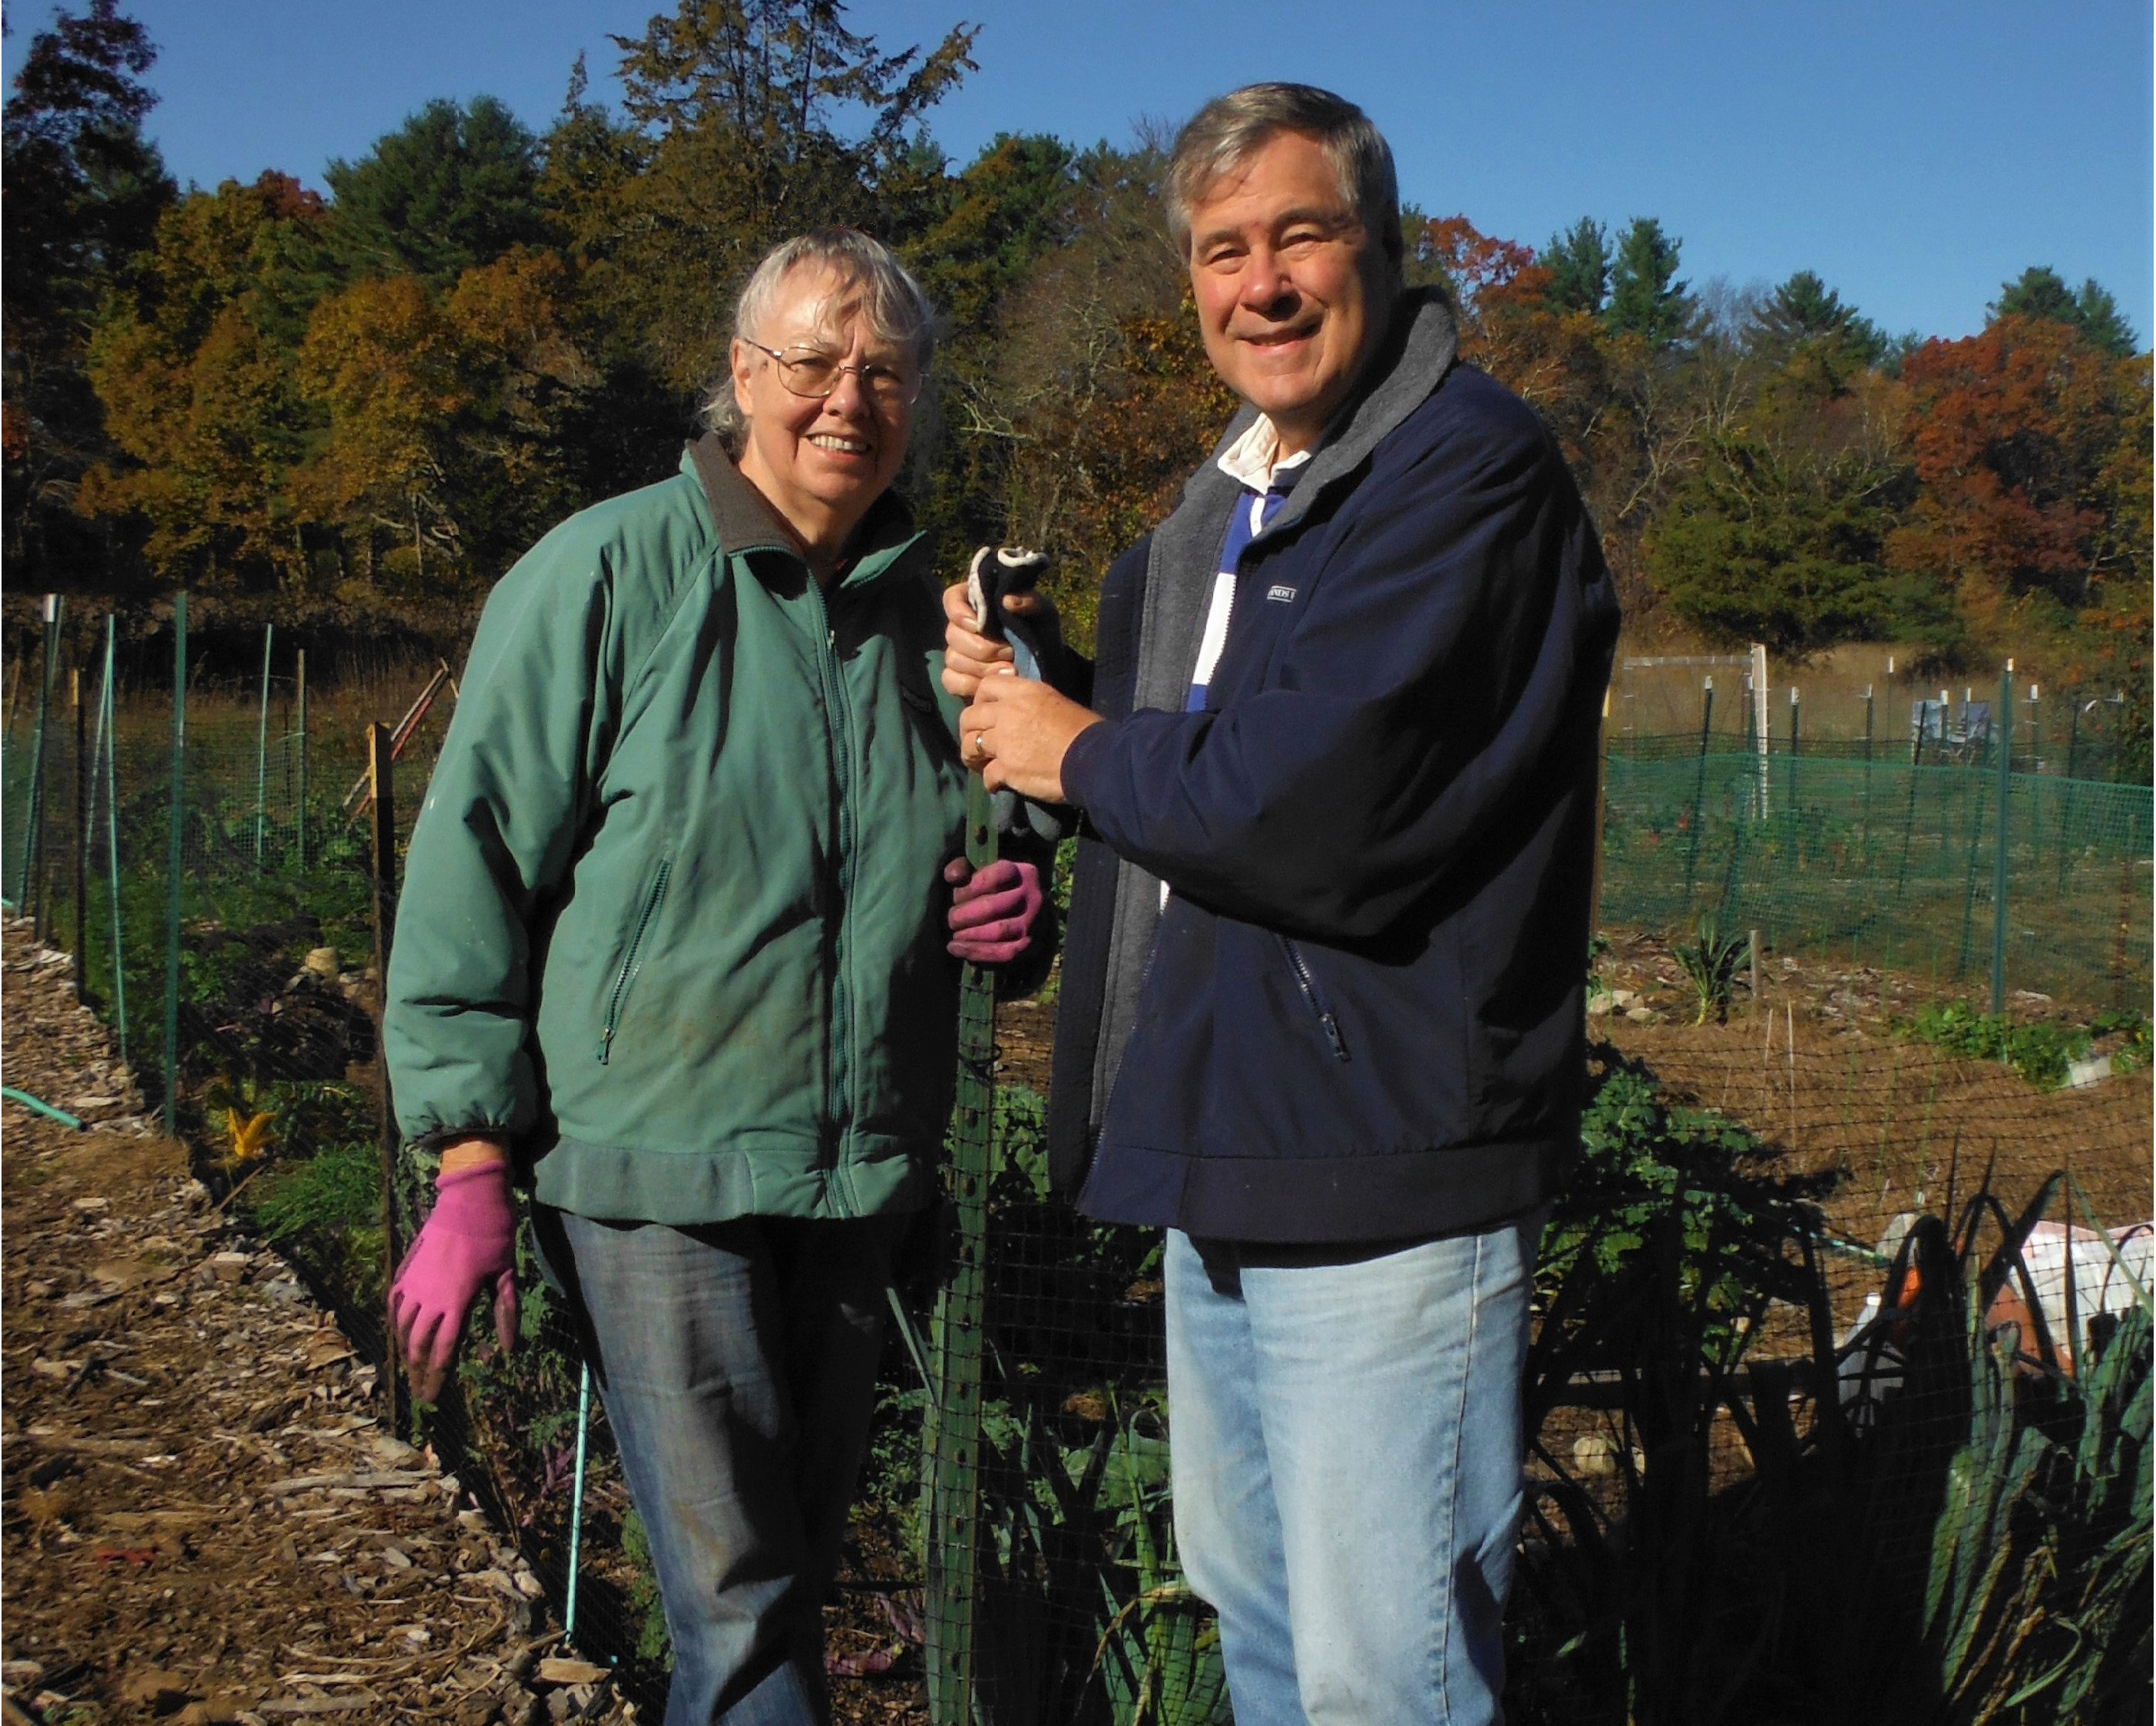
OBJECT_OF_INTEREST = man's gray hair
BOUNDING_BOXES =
[700,227,937,445]
[1164,84,1403,281]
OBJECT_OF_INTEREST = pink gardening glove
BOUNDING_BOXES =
[945,857,1044,964]
[389,1159,518,1403]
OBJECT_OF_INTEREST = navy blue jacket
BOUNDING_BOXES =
[1052,293,1619,1243]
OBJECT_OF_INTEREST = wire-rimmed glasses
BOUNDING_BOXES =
[741,340,921,407]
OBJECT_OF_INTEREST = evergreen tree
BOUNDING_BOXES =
[1751,270,1886,368]
[1605,216,1692,347]
[1540,217,1610,315]
[564,0,980,398]
[1990,266,2138,356]
[325,95,551,286]
[908,133,1075,333]
[1648,435,1937,654]
[3,0,177,579]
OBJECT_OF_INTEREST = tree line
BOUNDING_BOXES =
[5,0,2148,718]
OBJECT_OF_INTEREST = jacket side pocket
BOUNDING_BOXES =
[596,857,672,1065]
[1280,934,1351,1063]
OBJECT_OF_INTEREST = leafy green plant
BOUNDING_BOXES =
[1513,1078,2154,1726]
[1088,1414,1230,1726]
[247,1136,385,1295]
[620,1506,672,1665]
[1923,1280,2151,1721]
[2090,1007,2152,1073]
[1671,913,1747,1024]
[1900,1000,2110,1089]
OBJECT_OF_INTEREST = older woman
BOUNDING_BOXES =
[379,229,1043,1724]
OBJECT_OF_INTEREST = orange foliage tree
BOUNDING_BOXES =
[1887,316,2143,643]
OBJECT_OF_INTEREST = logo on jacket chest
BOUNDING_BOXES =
[1265,584,1297,604]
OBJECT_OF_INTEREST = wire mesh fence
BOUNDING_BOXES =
[5,600,2151,1724]
[1600,745,2154,1007]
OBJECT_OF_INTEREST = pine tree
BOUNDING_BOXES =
[1605,217,1693,348]
[1752,270,1886,366]
[1989,266,2138,357]
[1539,217,1609,316]
[325,96,551,286]
[564,0,980,396]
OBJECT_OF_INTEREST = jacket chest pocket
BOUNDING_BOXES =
[596,856,672,1064]
[1217,555,1309,699]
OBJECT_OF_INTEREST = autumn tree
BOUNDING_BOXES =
[293,249,599,602]
[3,0,174,579]
[78,174,329,594]
[1887,314,2141,643]
[957,140,1215,642]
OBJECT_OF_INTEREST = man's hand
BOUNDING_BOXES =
[959,670,1104,803]
[941,580,1054,699]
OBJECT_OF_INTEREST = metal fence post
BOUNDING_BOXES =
[1750,643,1770,819]
[255,623,274,868]
[565,1361,593,1648]
[1990,662,2012,1014]
[296,649,309,870]
[2025,680,2042,868]
[1682,677,1713,904]
[163,594,187,1136]
[925,758,997,1726]
[1859,683,1875,865]
[73,666,88,994]
[1787,687,1801,862]
[1896,713,1926,894]
[99,617,127,1070]
[21,595,58,927]
[368,721,407,1432]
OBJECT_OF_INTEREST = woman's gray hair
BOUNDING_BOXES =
[1164,84,1403,283]
[699,228,937,445]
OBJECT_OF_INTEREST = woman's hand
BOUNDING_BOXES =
[944,856,1045,964]
[389,1147,518,1404]
[941,580,1055,699]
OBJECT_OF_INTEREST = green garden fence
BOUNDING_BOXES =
[1599,745,2153,1007]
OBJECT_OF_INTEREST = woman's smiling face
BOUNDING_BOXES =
[729,266,916,561]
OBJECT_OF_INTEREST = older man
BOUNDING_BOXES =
[946,84,1619,1724]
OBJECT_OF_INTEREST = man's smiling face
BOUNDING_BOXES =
[1185,128,1394,455]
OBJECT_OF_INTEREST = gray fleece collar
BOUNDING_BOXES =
[1178,286,1461,542]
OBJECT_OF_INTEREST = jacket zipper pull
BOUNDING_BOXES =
[597,1026,617,1064]
[1318,1010,1350,1063]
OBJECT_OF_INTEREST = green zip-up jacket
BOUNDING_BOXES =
[382,438,972,1223]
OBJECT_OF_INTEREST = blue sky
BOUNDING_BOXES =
[6,0,2150,345]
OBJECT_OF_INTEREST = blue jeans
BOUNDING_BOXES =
[533,1206,904,1726]
[1163,1215,1543,1726]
